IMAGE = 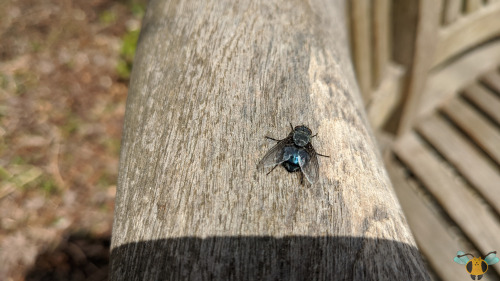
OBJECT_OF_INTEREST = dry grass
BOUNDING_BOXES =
[0,0,146,279]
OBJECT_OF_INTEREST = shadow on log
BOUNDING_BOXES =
[111,236,426,280]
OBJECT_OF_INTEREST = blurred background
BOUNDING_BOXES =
[1,0,500,280]
[0,0,146,280]
[348,1,500,280]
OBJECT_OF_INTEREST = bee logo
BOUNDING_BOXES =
[454,251,499,280]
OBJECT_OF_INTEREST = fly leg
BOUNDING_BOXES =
[266,164,279,175]
[265,136,281,142]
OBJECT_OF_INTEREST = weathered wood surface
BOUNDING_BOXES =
[110,0,429,280]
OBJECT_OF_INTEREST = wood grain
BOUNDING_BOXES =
[110,0,429,279]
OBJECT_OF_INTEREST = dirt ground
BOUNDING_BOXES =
[0,0,147,280]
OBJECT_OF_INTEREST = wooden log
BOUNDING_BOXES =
[110,0,430,280]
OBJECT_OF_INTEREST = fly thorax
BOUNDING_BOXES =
[293,131,311,147]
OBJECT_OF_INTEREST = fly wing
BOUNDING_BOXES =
[299,144,319,184]
[257,137,293,169]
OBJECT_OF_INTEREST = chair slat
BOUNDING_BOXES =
[394,133,500,277]
[417,114,500,215]
[462,83,500,126]
[442,98,500,165]
[387,158,471,281]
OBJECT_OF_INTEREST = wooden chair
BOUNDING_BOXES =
[392,0,500,134]
[348,0,405,130]
[349,0,500,133]
[349,1,500,280]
